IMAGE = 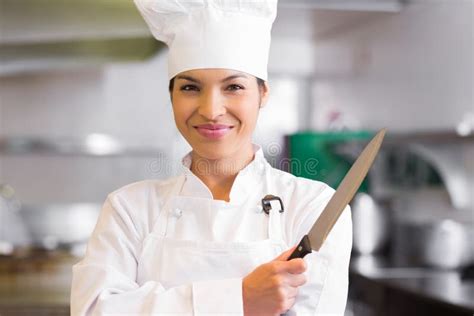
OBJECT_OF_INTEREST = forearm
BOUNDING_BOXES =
[71,263,244,316]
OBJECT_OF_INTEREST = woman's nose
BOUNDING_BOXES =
[197,89,226,120]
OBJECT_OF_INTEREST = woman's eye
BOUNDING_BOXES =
[227,84,244,91]
[180,85,199,91]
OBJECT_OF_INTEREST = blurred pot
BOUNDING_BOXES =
[351,193,390,255]
[393,217,472,269]
[392,188,473,269]
[0,184,31,255]
[19,203,101,250]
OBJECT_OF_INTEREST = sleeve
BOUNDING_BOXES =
[70,194,244,316]
[287,186,353,316]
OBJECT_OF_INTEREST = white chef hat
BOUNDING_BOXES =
[134,0,278,81]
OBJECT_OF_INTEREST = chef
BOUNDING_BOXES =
[71,0,352,315]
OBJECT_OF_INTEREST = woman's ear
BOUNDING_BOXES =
[259,81,270,108]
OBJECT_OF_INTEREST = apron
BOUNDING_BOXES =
[137,161,287,287]
[136,162,328,314]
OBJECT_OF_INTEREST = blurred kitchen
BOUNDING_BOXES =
[0,0,473,315]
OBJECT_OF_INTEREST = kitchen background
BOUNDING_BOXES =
[0,0,473,315]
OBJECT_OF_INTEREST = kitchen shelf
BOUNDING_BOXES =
[0,36,163,77]
[0,135,164,157]
[279,0,403,12]
[327,131,474,159]
[383,130,474,145]
[336,130,474,146]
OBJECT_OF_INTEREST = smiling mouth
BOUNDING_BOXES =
[193,124,234,139]
[193,124,234,130]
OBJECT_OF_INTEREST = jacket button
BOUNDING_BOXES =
[172,208,183,218]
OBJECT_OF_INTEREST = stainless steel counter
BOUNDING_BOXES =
[349,255,474,316]
[0,251,76,316]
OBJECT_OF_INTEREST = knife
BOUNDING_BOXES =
[287,128,386,260]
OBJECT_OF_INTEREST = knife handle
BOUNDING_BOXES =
[287,235,312,260]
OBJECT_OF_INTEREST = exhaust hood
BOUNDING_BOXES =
[0,0,164,76]
[0,0,403,76]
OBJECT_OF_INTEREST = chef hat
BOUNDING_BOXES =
[134,0,278,81]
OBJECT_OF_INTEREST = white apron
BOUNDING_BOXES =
[138,162,286,279]
[136,162,328,314]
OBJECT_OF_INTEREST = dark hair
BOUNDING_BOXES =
[168,76,265,93]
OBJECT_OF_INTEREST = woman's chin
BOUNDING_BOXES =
[192,145,232,161]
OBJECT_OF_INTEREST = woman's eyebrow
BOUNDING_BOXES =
[175,74,248,83]
[221,74,249,82]
[175,75,200,83]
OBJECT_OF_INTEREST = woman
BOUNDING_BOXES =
[71,1,352,315]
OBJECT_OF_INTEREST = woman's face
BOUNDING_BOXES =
[170,68,269,160]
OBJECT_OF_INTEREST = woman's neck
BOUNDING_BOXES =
[190,144,254,201]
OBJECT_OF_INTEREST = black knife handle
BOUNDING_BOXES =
[287,235,312,260]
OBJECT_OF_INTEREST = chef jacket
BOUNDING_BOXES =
[71,144,352,315]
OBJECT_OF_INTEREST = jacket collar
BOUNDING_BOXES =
[179,144,267,204]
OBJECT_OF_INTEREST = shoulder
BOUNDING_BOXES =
[107,176,180,203]
[103,176,182,236]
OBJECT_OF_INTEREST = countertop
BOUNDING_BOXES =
[349,255,474,316]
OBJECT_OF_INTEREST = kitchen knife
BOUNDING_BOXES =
[288,128,386,260]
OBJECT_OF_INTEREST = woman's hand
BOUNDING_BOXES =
[242,246,307,316]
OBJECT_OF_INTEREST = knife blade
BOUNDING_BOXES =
[287,128,386,260]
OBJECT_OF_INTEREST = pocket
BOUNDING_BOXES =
[138,235,284,288]
[160,238,279,279]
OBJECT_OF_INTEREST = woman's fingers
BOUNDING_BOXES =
[286,272,307,287]
[287,258,307,274]
[270,263,307,287]
[273,246,297,261]
[272,257,307,274]
[242,249,308,316]
[286,287,299,299]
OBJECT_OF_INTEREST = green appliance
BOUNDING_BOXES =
[286,130,374,191]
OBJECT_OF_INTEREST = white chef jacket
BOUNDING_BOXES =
[71,144,352,315]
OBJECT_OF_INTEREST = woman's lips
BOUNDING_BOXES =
[193,124,234,140]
